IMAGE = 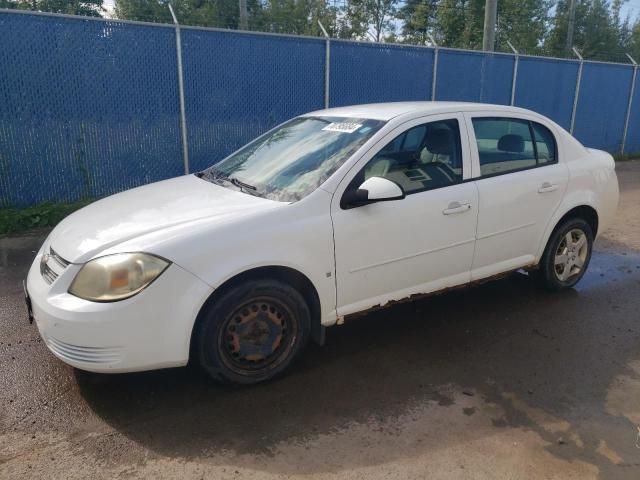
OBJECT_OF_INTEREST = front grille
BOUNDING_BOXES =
[40,262,59,284]
[40,247,70,285]
[45,336,123,365]
[49,248,70,269]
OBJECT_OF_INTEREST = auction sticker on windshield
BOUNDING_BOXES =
[322,122,362,133]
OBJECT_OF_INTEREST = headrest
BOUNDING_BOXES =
[424,128,453,155]
[497,134,524,153]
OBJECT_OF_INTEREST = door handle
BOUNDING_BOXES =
[443,201,472,215]
[538,182,559,193]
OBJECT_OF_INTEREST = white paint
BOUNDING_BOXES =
[359,176,404,200]
[26,102,619,374]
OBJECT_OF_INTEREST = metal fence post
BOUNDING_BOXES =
[570,47,583,135]
[169,4,190,174]
[507,40,519,106]
[318,21,330,109]
[427,34,438,100]
[621,54,638,155]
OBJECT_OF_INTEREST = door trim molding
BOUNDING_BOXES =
[476,221,536,241]
[349,237,476,274]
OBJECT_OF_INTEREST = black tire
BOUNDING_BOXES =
[194,279,310,384]
[538,217,594,291]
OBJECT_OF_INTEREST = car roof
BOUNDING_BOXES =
[303,101,534,121]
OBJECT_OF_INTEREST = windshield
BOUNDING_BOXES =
[201,116,385,202]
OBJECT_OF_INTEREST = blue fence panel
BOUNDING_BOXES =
[0,12,182,207]
[181,29,325,172]
[624,70,640,154]
[435,50,513,104]
[514,57,578,130]
[330,41,433,107]
[1,10,638,208]
[573,62,634,152]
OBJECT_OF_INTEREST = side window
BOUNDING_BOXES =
[379,132,404,154]
[354,119,463,196]
[402,125,427,151]
[531,122,557,165]
[472,118,536,176]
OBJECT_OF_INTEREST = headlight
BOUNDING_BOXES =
[69,253,170,302]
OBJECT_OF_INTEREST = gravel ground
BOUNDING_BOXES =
[1,161,639,479]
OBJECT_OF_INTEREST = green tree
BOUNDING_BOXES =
[333,0,370,39]
[337,0,398,41]
[368,0,399,41]
[0,0,19,8]
[115,0,240,27]
[39,0,103,15]
[398,0,438,45]
[435,0,548,52]
[436,0,485,49]
[19,0,102,15]
[582,0,625,59]
[495,0,550,54]
[114,0,337,35]
[114,0,171,23]
[0,0,103,15]
[546,0,628,61]
[257,0,337,36]
[630,20,640,60]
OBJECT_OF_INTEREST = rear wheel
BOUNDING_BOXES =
[538,218,593,291]
[195,279,310,384]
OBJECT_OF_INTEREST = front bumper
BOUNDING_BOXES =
[26,248,213,373]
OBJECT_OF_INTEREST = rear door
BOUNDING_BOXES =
[465,113,569,280]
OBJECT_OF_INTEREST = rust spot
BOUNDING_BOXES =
[343,266,537,323]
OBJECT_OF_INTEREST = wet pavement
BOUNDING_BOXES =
[1,162,640,479]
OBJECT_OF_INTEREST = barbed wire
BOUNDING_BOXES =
[1,1,637,65]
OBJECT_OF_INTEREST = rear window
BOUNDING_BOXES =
[531,122,557,164]
[472,117,558,177]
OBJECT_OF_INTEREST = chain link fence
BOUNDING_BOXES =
[1,8,639,207]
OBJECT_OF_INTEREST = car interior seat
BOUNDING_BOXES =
[497,134,524,154]
[419,127,454,164]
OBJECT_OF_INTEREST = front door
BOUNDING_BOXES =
[331,114,479,317]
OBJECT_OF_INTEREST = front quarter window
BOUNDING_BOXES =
[202,116,385,202]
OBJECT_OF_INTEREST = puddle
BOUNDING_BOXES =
[575,250,640,291]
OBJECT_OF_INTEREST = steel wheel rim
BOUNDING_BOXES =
[219,296,297,375]
[554,228,588,282]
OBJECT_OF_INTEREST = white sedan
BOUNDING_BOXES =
[26,102,619,384]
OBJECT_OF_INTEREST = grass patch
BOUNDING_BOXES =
[0,201,91,236]
[614,153,640,162]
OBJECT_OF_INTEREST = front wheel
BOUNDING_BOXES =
[194,279,310,384]
[538,218,594,291]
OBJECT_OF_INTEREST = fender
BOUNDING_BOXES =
[204,258,335,327]
[535,193,600,262]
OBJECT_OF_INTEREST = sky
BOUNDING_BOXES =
[621,1,640,22]
[103,0,114,15]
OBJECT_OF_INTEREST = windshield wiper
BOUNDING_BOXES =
[229,177,256,191]
[204,170,259,194]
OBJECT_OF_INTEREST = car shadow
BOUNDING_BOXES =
[75,245,640,477]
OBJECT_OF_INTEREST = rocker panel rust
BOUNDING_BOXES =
[342,265,538,323]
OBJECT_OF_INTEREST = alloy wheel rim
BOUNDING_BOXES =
[554,228,588,282]
[219,297,296,374]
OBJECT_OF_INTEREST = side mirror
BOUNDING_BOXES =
[341,176,405,209]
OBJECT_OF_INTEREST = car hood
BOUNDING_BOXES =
[48,175,283,263]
